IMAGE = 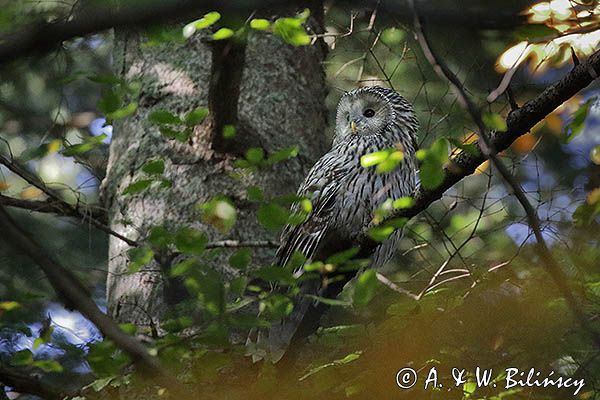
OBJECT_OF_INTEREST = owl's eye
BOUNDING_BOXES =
[363,109,375,118]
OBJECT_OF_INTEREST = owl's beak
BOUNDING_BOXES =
[350,120,357,134]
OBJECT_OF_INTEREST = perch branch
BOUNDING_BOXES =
[406,0,600,346]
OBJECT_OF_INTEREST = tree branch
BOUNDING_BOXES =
[0,153,137,246]
[0,205,190,395]
[0,0,526,66]
[377,47,600,225]
[399,0,600,346]
[0,365,73,400]
[0,193,105,220]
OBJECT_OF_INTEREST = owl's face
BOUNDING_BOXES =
[334,90,394,143]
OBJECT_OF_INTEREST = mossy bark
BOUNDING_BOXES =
[102,17,327,328]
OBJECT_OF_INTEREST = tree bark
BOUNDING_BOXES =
[102,12,327,327]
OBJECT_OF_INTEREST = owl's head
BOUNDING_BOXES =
[333,86,418,146]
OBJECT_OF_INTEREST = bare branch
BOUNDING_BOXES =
[408,0,600,347]
[0,364,74,400]
[0,205,189,394]
[0,193,105,220]
[0,153,137,246]
[205,239,279,249]
[0,0,526,66]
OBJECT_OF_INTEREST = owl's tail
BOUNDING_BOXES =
[247,268,357,363]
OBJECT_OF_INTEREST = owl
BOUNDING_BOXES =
[256,86,419,362]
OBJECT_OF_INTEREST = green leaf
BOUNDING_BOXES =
[273,12,311,46]
[381,27,405,45]
[246,147,265,164]
[122,179,153,195]
[253,266,293,283]
[148,226,172,249]
[591,144,600,165]
[127,247,154,273]
[514,24,557,41]
[184,107,209,125]
[261,294,294,320]
[33,359,63,373]
[199,197,237,232]
[106,102,137,121]
[97,89,122,115]
[142,160,165,175]
[171,259,199,277]
[183,12,221,38]
[229,249,252,269]
[418,138,449,189]
[62,134,107,156]
[250,18,271,30]
[246,185,264,202]
[367,225,395,242]
[326,247,359,265]
[266,146,299,164]
[174,228,208,255]
[565,97,596,143]
[257,202,290,232]
[299,351,362,381]
[229,277,247,297]
[222,124,236,138]
[482,112,507,131]
[149,110,181,125]
[393,196,415,209]
[213,28,235,40]
[353,270,378,307]
[87,376,116,392]
[11,349,33,366]
[305,295,351,306]
[360,150,389,167]
[0,301,20,312]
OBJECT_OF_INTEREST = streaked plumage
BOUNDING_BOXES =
[258,86,419,362]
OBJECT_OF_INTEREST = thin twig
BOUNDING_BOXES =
[408,0,600,347]
[0,153,137,246]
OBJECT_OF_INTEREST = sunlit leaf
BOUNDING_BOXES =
[127,247,154,273]
[353,270,378,307]
[272,10,311,46]
[213,28,234,40]
[381,27,405,45]
[199,197,237,232]
[184,107,209,125]
[250,19,271,30]
[482,112,507,131]
[106,102,137,121]
[564,97,596,143]
[266,146,299,164]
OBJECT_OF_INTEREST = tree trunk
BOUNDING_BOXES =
[102,11,327,328]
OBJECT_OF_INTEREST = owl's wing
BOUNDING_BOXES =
[275,151,348,270]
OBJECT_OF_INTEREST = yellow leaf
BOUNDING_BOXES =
[474,160,490,175]
[511,133,537,153]
[47,139,62,154]
[20,187,43,199]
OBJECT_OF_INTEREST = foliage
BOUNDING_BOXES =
[0,1,599,400]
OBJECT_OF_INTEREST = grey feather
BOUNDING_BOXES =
[253,86,419,362]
